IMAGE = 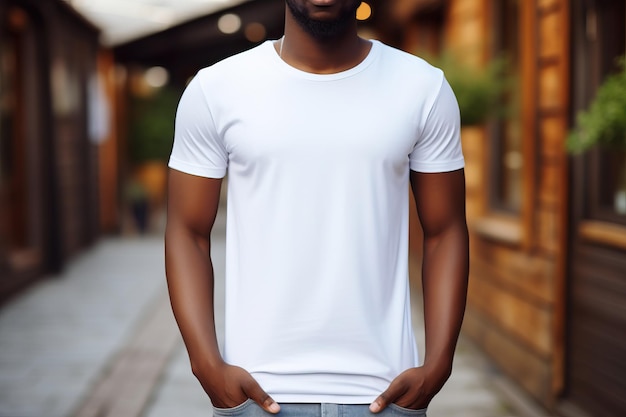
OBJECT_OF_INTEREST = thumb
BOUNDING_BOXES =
[369,395,388,414]
[369,383,403,414]
[242,379,280,414]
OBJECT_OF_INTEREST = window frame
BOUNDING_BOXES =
[577,0,626,226]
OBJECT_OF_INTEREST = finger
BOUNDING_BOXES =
[242,378,280,414]
[369,382,407,413]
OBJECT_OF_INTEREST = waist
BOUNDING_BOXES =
[212,400,428,417]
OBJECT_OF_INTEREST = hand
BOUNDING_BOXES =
[369,365,450,413]
[194,361,280,414]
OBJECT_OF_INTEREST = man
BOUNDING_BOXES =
[165,1,469,416]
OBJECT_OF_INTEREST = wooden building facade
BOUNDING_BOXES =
[392,1,625,416]
[0,0,114,301]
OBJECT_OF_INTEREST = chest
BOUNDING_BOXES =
[218,81,420,172]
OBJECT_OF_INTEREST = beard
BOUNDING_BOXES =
[285,0,361,40]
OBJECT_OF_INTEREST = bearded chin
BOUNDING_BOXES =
[286,1,360,40]
[298,18,351,39]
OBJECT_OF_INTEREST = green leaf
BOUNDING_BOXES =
[567,56,626,153]
[427,51,511,126]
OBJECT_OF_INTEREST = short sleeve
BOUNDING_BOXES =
[409,76,464,173]
[168,72,228,178]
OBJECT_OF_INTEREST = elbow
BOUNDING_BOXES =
[424,220,468,248]
[165,221,211,253]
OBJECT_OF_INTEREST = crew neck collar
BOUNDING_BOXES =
[265,39,380,81]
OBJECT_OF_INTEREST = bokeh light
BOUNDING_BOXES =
[356,2,372,21]
[217,13,241,34]
[144,66,169,88]
[245,22,267,42]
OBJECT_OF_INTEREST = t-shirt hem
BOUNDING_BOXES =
[271,394,377,404]
[168,157,226,178]
[410,158,465,173]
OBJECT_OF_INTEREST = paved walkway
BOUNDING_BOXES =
[0,209,546,417]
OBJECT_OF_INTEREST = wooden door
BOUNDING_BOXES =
[0,5,46,294]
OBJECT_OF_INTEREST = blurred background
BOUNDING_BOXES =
[0,1,625,417]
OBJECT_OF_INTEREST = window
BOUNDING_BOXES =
[490,0,522,213]
[583,0,626,223]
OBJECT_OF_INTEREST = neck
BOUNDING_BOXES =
[277,11,369,74]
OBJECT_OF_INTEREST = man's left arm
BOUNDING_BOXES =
[371,168,469,412]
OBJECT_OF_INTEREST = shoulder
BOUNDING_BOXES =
[374,41,444,88]
[371,41,448,113]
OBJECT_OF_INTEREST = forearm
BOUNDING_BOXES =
[165,224,223,372]
[369,217,469,412]
[421,221,469,376]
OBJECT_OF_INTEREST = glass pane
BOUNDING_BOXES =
[588,0,625,223]
[599,150,626,216]
[491,0,522,213]
[499,116,522,211]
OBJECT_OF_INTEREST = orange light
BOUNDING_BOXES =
[356,2,372,21]
[245,22,267,42]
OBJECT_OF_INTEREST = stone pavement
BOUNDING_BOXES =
[0,236,168,417]
[0,209,548,417]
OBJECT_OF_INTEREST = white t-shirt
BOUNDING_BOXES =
[169,39,464,404]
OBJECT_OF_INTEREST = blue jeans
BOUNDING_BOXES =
[212,400,427,417]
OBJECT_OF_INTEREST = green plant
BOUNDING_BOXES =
[567,57,626,153]
[431,52,509,126]
[128,86,180,163]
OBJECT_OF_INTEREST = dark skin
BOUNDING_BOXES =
[279,0,370,74]
[369,169,469,412]
[165,174,276,411]
[165,0,469,414]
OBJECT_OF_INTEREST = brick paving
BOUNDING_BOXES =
[0,209,547,417]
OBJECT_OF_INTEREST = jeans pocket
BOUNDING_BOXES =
[389,403,427,416]
[212,398,255,416]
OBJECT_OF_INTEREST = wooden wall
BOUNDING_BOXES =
[441,0,571,408]
[535,0,571,399]
[97,50,121,233]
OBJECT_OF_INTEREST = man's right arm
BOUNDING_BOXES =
[164,169,280,413]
